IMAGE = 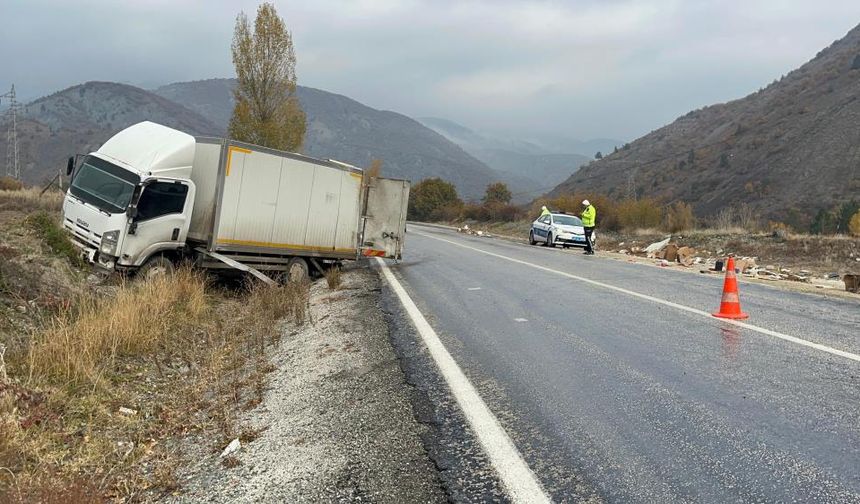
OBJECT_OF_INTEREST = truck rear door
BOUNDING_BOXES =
[361,177,409,260]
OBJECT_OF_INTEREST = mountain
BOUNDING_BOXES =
[550,24,860,223]
[154,79,502,199]
[417,117,592,198]
[2,79,505,199]
[0,82,221,184]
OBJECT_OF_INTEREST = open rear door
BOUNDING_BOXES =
[361,177,409,259]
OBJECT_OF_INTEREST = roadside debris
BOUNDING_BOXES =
[220,438,241,458]
[457,225,492,237]
[644,236,671,256]
[118,407,137,416]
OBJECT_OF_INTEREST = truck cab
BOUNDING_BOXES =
[63,122,196,272]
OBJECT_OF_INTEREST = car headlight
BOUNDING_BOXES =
[100,230,120,256]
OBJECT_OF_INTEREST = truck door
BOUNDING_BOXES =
[121,179,195,266]
[361,177,409,260]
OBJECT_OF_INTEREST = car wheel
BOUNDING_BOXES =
[137,255,174,280]
[529,230,537,245]
[547,233,555,248]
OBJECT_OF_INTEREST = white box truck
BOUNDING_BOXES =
[62,121,409,281]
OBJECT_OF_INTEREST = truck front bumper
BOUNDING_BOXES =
[64,229,117,271]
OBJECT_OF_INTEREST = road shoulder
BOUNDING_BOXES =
[171,268,445,503]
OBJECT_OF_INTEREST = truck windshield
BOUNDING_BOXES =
[70,156,138,214]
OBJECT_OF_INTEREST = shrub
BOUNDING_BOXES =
[849,210,860,237]
[324,267,342,290]
[428,202,463,222]
[664,202,695,232]
[616,198,662,230]
[482,182,512,205]
[0,177,23,191]
[408,178,461,221]
[711,203,758,232]
[25,212,84,267]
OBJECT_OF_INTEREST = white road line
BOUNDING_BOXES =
[413,231,860,364]
[375,258,551,504]
[514,318,529,322]
[468,287,483,291]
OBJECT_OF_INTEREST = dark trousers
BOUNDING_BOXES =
[584,226,595,253]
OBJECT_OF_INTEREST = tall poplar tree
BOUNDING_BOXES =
[229,3,306,151]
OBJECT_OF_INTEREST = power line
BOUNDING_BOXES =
[0,84,20,180]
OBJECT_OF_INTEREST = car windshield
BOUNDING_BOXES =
[553,215,581,226]
[70,156,138,214]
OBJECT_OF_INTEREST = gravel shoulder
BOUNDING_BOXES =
[171,267,446,503]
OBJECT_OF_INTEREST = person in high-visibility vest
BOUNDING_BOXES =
[581,200,596,255]
[540,205,551,217]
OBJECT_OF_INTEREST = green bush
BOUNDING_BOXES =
[408,178,461,221]
[482,182,512,205]
[26,212,85,267]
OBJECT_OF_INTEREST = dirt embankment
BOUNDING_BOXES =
[2,189,443,502]
[173,267,445,503]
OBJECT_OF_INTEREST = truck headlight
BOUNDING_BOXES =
[100,230,120,256]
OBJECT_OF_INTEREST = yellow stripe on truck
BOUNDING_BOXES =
[225,146,253,176]
[216,237,356,254]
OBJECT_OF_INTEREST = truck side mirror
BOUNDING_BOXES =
[66,157,75,176]
[127,185,143,220]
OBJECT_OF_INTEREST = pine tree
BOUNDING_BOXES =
[229,3,306,151]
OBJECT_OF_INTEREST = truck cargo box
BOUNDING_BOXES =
[188,139,406,261]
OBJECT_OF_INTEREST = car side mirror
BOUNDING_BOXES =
[66,157,75,176]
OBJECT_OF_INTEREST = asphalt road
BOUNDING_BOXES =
[386,224,860,503]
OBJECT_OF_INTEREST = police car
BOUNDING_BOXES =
[529,212,594,248]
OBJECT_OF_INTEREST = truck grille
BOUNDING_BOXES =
[64,218,101,248]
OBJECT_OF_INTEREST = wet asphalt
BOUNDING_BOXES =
[384,224,860,503]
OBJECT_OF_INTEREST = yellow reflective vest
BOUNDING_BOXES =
[581,205,596,227]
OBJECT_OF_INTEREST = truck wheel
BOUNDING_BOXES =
[137,255,174,280]
[287,258,309,283]
[529,231,537,245]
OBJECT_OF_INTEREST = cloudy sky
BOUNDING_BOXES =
[4,0,860,141]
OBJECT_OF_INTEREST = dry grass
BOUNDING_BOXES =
[0,188,64,214]
[324,267,343,290]
[0,177,24,191]
[28,269,209,389]
[0,268,312,500]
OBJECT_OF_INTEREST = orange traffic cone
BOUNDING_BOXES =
[712,256,749,319]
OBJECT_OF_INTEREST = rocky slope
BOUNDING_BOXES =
[550,23,860,224]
